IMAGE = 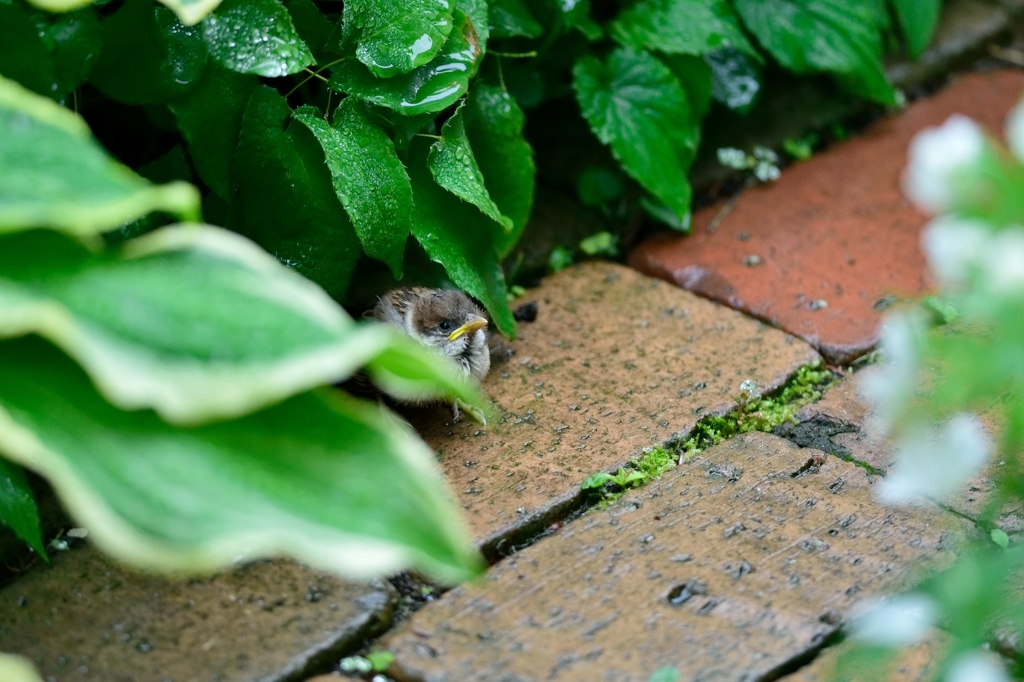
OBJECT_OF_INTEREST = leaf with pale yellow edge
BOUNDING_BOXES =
[0,74,200,235]
[0,226,485,425]
[0,336,483,582]
[0,653,43,682]
[26,0,222,25]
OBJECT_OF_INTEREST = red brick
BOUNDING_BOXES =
[630,70,1024,365]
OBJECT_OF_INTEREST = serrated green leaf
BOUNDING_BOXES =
[202,0,313,78]
[458,0,490,66]
[733,0,895,105]
[573,48,697,222]
[329,9,482,117]
[463,83,536,256]
[169,64,257,199]
[291,101,412,278]
[0,74,200,235]
[342,0,454,78]
[610,0,757,59]
[488,0,542,39]
[45,10,103,98]
[0,457,47,560]
[0,4,58,98]
[0,226,484,426]
[0,336,482,582]
[89,0,209,105]
[429,102,513,233]
[892,0,940,58]
[230,86,360,297]
[408,138,516,337]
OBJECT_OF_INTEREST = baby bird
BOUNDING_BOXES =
[373,287,491,420]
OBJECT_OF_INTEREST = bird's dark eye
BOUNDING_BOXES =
[438,320,453,332]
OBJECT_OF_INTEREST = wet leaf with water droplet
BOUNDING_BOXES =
[342,0,454,78]
[610,0,757,58]
[429,101,513,233]
[203,0,313,78]
[90,0,210,105]
[292,100,412,278]
[463,83,536,257]
[407,138,516,338]
[283,0,337,58]
[732,0,895,105]
[230,86,360,297]
[169,64,258,198]
[573,47,698,223]
[329,8,482,117]
[45,10,103,98]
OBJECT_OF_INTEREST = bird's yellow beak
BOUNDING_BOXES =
[448,316,488,341]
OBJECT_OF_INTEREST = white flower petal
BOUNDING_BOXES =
[850,594,937,647]
[859,312,923,432]
[947,652,1011,682]
[904,115,985,213]
[879,414,991,504]
[1006,98,1024,163]
[922,217,989,289]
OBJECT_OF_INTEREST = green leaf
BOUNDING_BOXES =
[328,9,483,117]
[291,101,412,279]
[89,0,209,105]
[488,0,542,39]
[573,48,698,223]
[0,74,200,235]
[283,0,336,56]
[458,0,490,63]
[408,138,516,337]
[0,653,43,682]
[202,0,314,78]
[649,667,681,682]
[45,10,103,98]
[610,0,758,59]
[0,336,482,582]
[660,53,713,120]
[463,83,536,257]
[581,472,614,489]
[0,227,485,425]
[342,0,454,78]
[892,0,940,58]
[230,85,361,297]
[0,4,58,98]
[428,102,513,233]
[733,0,895,105]
[0,457,47,560]
[168,64,258,199]
[992,528,1010,550]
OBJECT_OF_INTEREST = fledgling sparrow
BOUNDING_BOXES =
[373,287,491,420]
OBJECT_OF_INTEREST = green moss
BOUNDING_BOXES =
[579,363,835,500]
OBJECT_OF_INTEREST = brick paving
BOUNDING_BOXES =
[630,70,1024,365]
[0,545,394,682]
[406,262,818,551]
[382,433,963,682]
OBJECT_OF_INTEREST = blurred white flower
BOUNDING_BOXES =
[859,312,923,432]
[717,147,749,169]
[904,115,985,213]
[849,594,937,647]
[879,413,991,505]
[1007,98,1024,163]
[946,651,1011,682]
[924,219,1024,295]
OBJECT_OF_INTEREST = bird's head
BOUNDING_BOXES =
[409,289,489,358]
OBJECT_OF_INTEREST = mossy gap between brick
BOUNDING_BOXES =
[580,362,837,503]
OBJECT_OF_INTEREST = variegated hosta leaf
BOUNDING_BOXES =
[0,336,482,582]
[0,74,200,235]
[24,0,222,25]
[0,226,484,425]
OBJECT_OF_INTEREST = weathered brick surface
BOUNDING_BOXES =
[630,70,1024,365]
[404,262,820,549]
[0,544,394,682]
[384,433,962,682]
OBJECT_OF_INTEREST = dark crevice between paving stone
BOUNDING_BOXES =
[757,628,846,682]
[773,415,886,477]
